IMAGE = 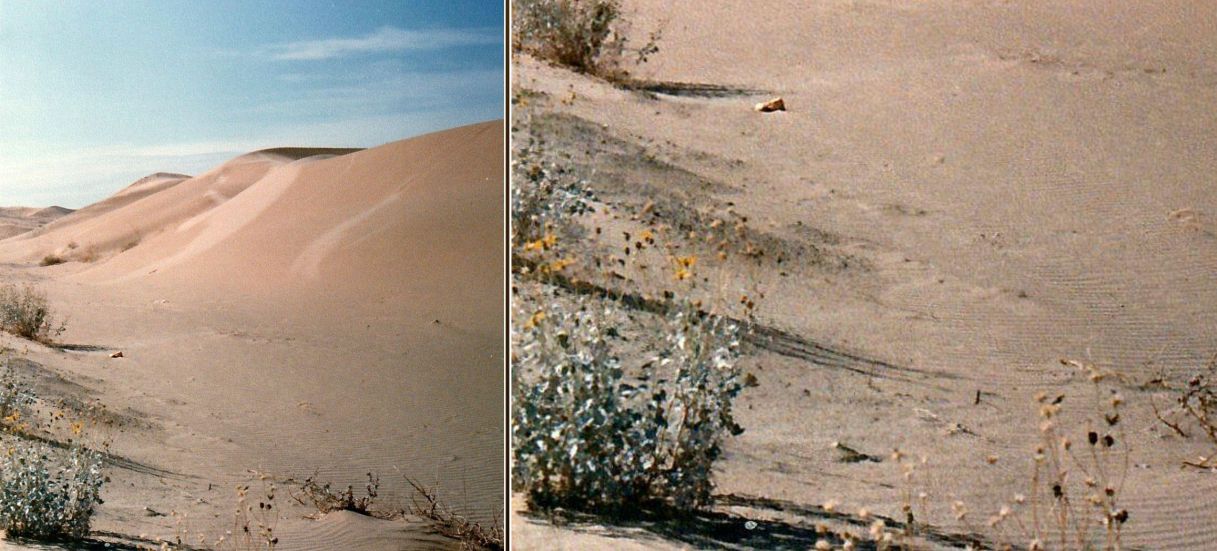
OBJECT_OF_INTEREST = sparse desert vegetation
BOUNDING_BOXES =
[1154,355,1217,469]
[292,471,381,516]
[512,289,747,512]
[39,254,65,267]
[511,0,658,77]
[0,441,106,540]
[508,13,1215,545]
[0,3,505,549]
[291,472,504,550]
[0,283,65,342]
[511,94,765,520]
[0,358,107,543]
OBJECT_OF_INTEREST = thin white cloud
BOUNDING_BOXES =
[269,26,500,61]
[248,68,503,117]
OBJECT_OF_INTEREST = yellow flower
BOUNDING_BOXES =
[522,232,558,252]
[524,311,546,330]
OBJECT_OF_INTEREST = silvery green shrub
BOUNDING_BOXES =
[510,139,595,247]
[512,287,745,512]
[0,441,105,539]
[0,361,33,422]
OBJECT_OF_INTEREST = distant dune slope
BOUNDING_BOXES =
[0,124,499,301]
[18,123,501,303]
[0,205,74,241]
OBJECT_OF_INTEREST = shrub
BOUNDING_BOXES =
[511,0,658,76]
[0,441,106,540]
[39,255,64,267]
[511,288,746,512]
[0,284,64,342]
[510,138,596,248]
[0,360,33,426]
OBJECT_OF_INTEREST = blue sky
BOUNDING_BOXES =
[0,0,503,208]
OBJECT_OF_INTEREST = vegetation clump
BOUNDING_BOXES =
[510,136,596,248]
[512,288,746,512]
[404,476,504,551]
[0,284,65,342]
[0,361,106,542]
[0,441,105,540]
[511,0,659,77]
[292,471,380,515]
[291,472,503,550]
[1154,354,1217,469]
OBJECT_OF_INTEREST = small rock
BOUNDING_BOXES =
[754,97,786,112]
[110,351,124,358]
[832,441,881,463]
[143,506,164,517]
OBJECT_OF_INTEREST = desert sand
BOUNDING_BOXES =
[511,1,1217,549]
[0,120,503,549]
[0,206,74,241]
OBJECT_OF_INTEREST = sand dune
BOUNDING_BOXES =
[0,205,74,240]
[0,120,503,548]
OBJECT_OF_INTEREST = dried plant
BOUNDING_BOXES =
[946,360,1131,551]
[291,472,379,515]
[511,0,659,76]
[403,476,504,551]
[0,284,65,342]
[1153,354,1217,469]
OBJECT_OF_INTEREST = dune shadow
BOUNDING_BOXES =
[519,493,991,550]
[49,343,111,353]
[520,503,832,550]
[513,254,959,389]
[616,79,767,99]
[3,533,159,551]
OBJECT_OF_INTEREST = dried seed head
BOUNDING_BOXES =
[869,519,886,540]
